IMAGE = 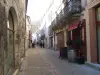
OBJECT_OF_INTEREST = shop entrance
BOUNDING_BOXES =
[57,31,64,50]
[96,7,100,63]
[97,25,100,63]
[72,28,81,57]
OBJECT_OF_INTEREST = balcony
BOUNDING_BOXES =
[52,17,57,26]
[59,0,82,24]
[64,0,81,17]
[57,0,81,24]
[52,0,81,31]
[56,10,64,25]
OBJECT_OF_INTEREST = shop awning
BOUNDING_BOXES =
[68,23,79,31]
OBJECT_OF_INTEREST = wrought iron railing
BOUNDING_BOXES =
[52,17,57,26]
[56,10,64,26]
[51,0,81,30]
[70,0,81,14]
[63,0,81,18]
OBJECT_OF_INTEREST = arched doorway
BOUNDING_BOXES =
[6,7,18,75]
[7,9,15,75]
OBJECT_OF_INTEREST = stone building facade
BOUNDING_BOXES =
[86,0,100,63]
[26,15,32,49]
[0,0,26,75]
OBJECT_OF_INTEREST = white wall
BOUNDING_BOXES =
[39,0,64,48]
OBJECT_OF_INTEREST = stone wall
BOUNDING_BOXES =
[0,0,26,75]
[0,3,7,75]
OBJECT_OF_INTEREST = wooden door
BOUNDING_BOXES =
[57,31,64,49]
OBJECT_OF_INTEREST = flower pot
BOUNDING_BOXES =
[76,56,85,64]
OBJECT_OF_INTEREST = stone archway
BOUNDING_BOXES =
[8,7,19,69]
[6,7,19,75]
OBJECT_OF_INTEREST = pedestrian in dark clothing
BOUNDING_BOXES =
[32,43,35,48]
[40,42,42,48]
[42,43,44,48]
[39,42,40,47]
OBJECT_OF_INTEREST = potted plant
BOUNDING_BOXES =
[66,40,73,50]
[66,40,72,46]
[73,37,83,48]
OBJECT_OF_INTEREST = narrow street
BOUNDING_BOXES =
[18,47,100,75]
[0,0,100,75]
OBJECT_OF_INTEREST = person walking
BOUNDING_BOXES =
[32,42,35,48]
[42,43,44,48]
[40,42,42,48]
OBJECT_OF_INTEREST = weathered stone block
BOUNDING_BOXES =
[0,0,26,75]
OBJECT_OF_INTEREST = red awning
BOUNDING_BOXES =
[68,23,79,31]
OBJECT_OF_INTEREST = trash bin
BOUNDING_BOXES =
[68,49,76,62]
[62,47,68,58]
[76,56,85,64]
[59,47,68,59]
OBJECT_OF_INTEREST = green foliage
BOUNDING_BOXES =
[73,37,83,47]
[66,40,72,46]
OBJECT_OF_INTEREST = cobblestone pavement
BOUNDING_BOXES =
[18,47,100,75]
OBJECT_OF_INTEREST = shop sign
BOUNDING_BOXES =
[68,23,78,31]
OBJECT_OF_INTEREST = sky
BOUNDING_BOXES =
[27,0,62,40]
[27,0,53,40]
[27,0,53,23]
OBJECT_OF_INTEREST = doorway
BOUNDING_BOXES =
[96,7,100,63]
[57,31,64,49]
[7,11,15,74]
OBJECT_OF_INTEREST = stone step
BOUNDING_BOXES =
[85,62,100,71]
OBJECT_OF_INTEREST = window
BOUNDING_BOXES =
[7,11,14,73]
